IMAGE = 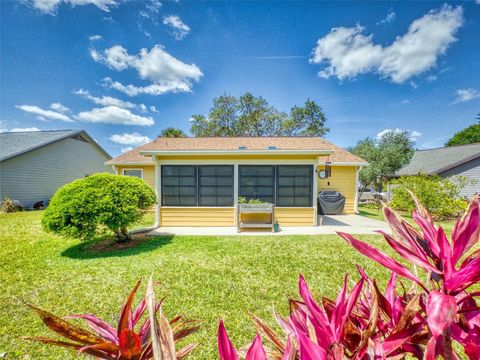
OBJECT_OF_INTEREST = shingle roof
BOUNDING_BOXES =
[106,137,366,165]
[0,129,111,162]
[396,143,480,176]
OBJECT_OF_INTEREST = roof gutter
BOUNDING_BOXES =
[139,149,334,156]
[318,160,368,166]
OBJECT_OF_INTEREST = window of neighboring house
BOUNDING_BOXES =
[161,165,234,206]
[239,165,275,204]
[198,165,234,206]
[123,169,143,179]
[276,165,313,207]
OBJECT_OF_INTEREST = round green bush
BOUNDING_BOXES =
[390,174,468,220]
[42,173,156,242]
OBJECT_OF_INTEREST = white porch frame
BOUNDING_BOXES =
[152,156,319,227]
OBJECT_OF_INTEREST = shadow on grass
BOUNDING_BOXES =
[61,235,175,260]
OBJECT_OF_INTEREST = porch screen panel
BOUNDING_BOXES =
[239,165,275,204]
[276,165,313,207]
[198,165,234,206]
[161,165,197,206]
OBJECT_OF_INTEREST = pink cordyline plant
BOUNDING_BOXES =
[218,269,428,359]
[218,194,480,359]
[337,193,480,359]
[25,278,199,359]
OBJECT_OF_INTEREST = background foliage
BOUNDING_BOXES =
[190,93,329,137]
[349,130,415,193]
[390,174,468,219]
[445,115,480,146]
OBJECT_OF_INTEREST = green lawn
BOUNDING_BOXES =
[0,211,409,359]
[359,204,456,233]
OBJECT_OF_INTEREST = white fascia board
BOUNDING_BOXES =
[140,149,334,156]
[105,161,154,166]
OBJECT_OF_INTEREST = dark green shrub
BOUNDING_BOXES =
[42,173,156,242]
[390,174,468,219]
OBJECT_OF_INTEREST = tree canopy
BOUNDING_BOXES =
[445,116,480,146]
[160,127,186,138]
[190,92,329,137]
[349,130,415,192]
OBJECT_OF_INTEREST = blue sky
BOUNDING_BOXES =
[1,0,479,157]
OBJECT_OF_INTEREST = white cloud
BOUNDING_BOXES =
[377,10,396,25]
[400,99,410,105]
[121,146,134,153]
[162,15,190,40]
[311,5,463,84]
[377,128,422,141]
[10,127,42,132]
[16,105,74,122]
[49,102,69,113]
[139,0,161,20]
[75,106,154,126]
[30,0,119,15]
[110,132,152,146]
[452,88,480,104]
[92,45,203,96]
[74,88,138,109]
[102,77,191,96]
[150,105,158,113]
[89,34,103,41]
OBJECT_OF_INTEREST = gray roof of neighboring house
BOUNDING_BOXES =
[396,143,480,176]
[0,129,111,162]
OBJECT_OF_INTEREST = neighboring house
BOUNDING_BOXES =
[0,130,112,208]
[107,137,366,228]
[396,143,480,198]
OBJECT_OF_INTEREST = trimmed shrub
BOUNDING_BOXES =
[390,174,468,219]
[42,173,156,242]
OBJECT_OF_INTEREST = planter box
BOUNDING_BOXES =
[237,203,275,232]
[238,203,274,213]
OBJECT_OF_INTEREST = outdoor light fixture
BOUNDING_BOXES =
[318,162,332,179]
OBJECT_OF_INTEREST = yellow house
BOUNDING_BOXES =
[106,137,366,228]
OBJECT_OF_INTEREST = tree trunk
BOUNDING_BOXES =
[114,227,132,243]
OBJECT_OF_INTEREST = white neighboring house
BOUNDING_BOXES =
[0,129,112,208]
[396,143,480,198]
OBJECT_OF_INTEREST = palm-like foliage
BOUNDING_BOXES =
[25,278,198,359]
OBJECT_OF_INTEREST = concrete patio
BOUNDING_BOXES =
[147,214,390,236]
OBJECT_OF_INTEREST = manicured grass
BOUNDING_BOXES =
[1,211,397,359]
[359,205,456,233]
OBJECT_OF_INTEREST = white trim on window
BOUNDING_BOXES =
[122,168,144,179]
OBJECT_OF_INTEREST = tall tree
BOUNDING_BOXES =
[190,93,329,137]
[287,99,329,136]
[160,127,186,138]
[445,116,480,146]
[350,130,415,195]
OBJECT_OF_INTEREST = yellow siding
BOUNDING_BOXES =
[275,207,314,226]
[317,166,358,214]
[117,165,155,188]
[161,207,235,226]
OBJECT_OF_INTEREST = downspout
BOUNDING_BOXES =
[111,165,118,175]
[153,156,160,228]
[354,165,363,214]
